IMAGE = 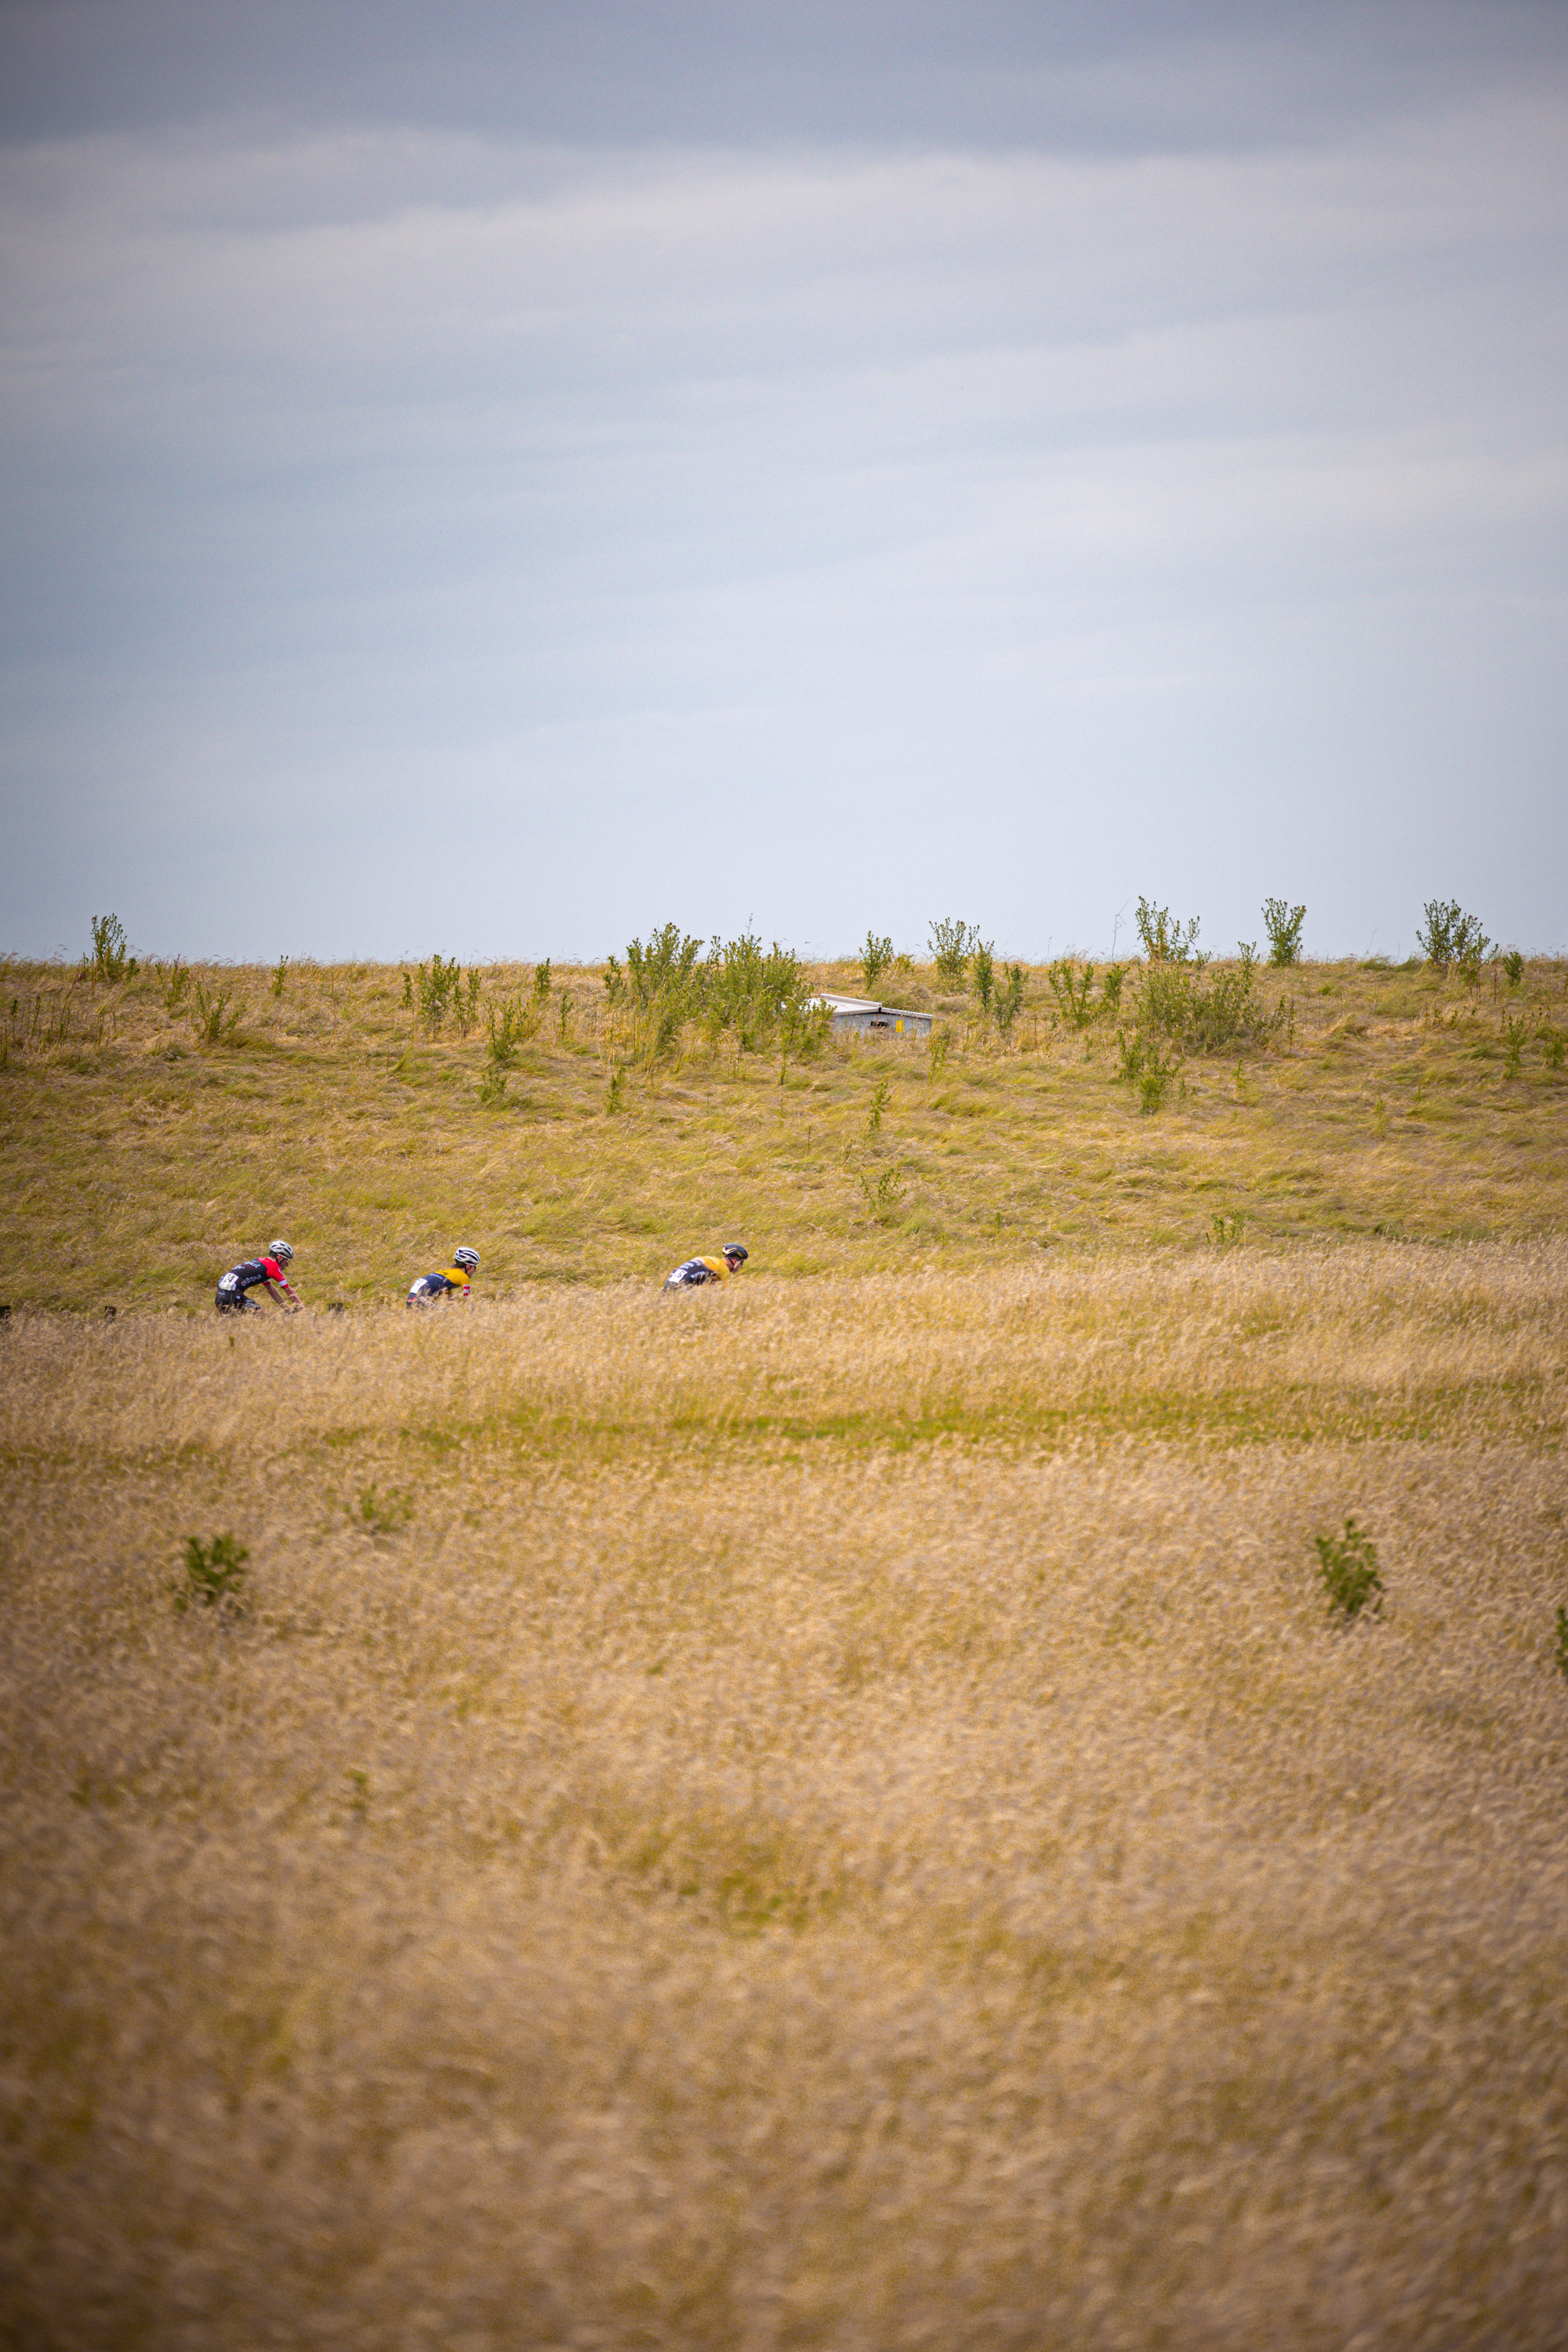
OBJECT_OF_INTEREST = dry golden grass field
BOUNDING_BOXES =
[3,945,1568,2349]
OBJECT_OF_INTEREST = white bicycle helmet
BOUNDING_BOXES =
[453,1247,480,1272]
[269,1240,295,1264]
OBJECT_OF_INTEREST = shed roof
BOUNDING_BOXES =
[810,993,927,1022]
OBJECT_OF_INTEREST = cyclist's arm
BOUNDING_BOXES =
[263,1278,301,1312]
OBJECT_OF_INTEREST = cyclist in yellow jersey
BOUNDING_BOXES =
[661,1243,747,1291]
[406,1247,480,1305]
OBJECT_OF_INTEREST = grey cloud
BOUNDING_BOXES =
[1,15,1566,960]
[4,1,1566,151]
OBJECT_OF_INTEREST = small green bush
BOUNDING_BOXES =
[1135,898,1200,963]
[971,942,996,1016]
[1134,946,1283,1055]
[699,932,822,1062]
[858,1165,906,1223]
[866,1076,891,1133]
[173,1533,249,1613]
[611,922,818,1063]
[408,956,480,1036]
[486,996,537,1068]
[858,932,893,991]
[995,962,1026,1036]
[1417,900,1490,978]
[613,925,702,1007]
[270,955,289,998]
[929,918,978,986]
[190,976,245,1044]
[1263,898,1306,967]
[348,1484,412,1538]
[532,959,553,1000]
[1503,949,1524,988]
[1047,959,1095,1029]
[89,913,138,986]
[1313,1517,1383,1619]
[1115,1029,1181,1112]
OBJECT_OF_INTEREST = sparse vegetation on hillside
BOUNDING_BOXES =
[2,937,1566,1311]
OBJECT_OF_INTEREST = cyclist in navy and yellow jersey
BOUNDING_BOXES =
[407,1247,480,1305]
[661,1243,747,1292]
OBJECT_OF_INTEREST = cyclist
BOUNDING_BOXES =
[215,1241,301,1314]
[661,1243,748,1292]
[407,1247,481,1305]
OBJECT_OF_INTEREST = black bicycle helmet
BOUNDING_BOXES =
[723,1243,749,1265]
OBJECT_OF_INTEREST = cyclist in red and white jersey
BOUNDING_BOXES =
[215,1241,301,1313]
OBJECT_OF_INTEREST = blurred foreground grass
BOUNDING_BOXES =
[2,1250,1567,2347]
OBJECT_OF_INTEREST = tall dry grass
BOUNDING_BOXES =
[4,1241,1565,1457]
[3,1248,1567,2347]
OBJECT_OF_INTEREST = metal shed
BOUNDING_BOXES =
[812,993,932,1040]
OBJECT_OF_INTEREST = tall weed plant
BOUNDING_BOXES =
[87,914,139,987]
[858,932,894,992]
[486,996,539,1068]
[1047,959,1096,1029]
[995,962,1026,1036]
[1263,898,1307,967]
[1135,898,1201,963]
[189,975,245,1045]
[405,956,481,1037]
[971,942,996,1016]
[1418,901,1491,978]
[929,918,978,986]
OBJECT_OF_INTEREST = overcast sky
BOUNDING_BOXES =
[2,1,1564,964]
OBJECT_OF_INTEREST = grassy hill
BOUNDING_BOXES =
[2,944,1566,1310]
[3,937,1568,2347]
